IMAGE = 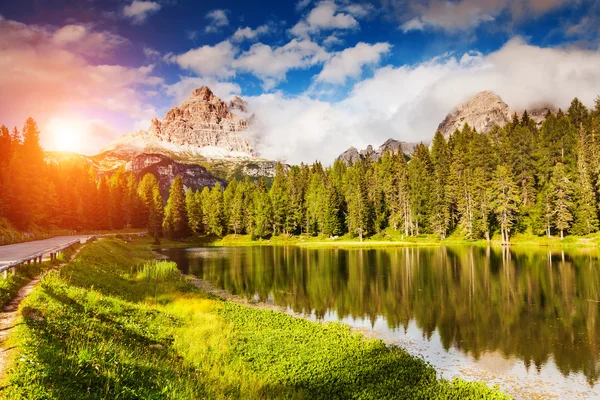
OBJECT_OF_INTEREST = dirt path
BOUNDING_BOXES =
[0,243,88,377]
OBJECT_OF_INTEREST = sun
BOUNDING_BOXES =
[46,117,84,153]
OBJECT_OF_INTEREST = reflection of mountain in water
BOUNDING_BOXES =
[163,245,600,386]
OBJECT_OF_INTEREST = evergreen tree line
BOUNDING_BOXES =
[0,118,154,233]
[163,97,600,243]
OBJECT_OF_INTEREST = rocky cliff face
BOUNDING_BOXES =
[437,91,511,139]
[131,153,224,200]
[337,139,415,165]
[437,91,556,139]
[101,86,255,160]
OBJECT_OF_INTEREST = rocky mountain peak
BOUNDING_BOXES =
[229,96,248,113]
[436,91,557,139]
[191,86,215,101]
[437,91,511,139]
[100,86,255,160]
[337,139,416,165]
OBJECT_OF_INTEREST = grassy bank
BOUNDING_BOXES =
[0,248,75,309]
[1,238,508,399]
[208,230,600,249]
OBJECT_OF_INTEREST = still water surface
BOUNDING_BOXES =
[160,245,600,399]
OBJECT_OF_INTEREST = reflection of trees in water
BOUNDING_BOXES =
[183,246,600,385]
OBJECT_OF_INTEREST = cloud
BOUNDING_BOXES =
[0,17,162,151]
[316,42,391,84]
[143,47,161,59]
[296,0,312,11]
[245,38,600,164]
[49,24,127,57]
[234,39,330,89]
[290,0,359,38]
[123,1,161,24]
[232,24,270,42]
[167,40,236,78]
[323,34,344,46]
[342,3,374,18]
[205,9,229,33]
[390,0,574,33]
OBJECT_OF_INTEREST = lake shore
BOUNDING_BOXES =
[188,276,589,400]
[0,238,508,399]
[161,231,600,249]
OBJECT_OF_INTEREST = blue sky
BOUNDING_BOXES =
[0,0,599,162]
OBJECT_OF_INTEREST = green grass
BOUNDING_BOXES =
[0,248,75,309]
[208,228,600,249]
[1,239,509,399]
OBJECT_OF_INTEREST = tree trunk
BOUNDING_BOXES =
[485,231,490,242]
[560,229,564,240]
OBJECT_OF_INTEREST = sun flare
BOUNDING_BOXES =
[46,117,84,153]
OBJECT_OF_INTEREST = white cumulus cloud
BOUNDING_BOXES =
[244,38,600,164]
[205,9,229,33]
[290,0,359,38]
[316,42,391,84]
[232,24,270,42]
[234,39,330,89]
[390,0,574,33]
[123,1,161,24]
[168,40,236,78]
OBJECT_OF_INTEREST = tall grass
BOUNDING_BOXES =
[137,261,178,281]
[137,261,179,300]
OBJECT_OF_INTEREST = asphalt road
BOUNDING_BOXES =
[0,235,92,268]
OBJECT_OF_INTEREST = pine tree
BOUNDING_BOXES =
[285,166,304,235]
[322,175,343,236]
[549,163,574,240]
[489,165,520,245]
[0,125,12,218]
[243,179,256,235]
[509,125,536,207]
[96,177,111,230]
[229,181,245,235]
[344,161,372,241]
[430,131,450,238]
[367,162,386,232]
[150,185,164,240]
[305,169,325,235]
[567,98,589,129]
[9,118,45,227]
[200,186,211,230]
[379,151,400,230]
[137,173,163,239]
[572,127,599,235]
[472,168,491,241]
[186,189,202,233]
[408,143,433,236]
[270,163,288,235]
[206,183,225,236]
[533,182,555,238]
[223,179,236,233]
[253,179,272,238]
[163,176,189,239]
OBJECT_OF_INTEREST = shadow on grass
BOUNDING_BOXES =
[10,284,202,400]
